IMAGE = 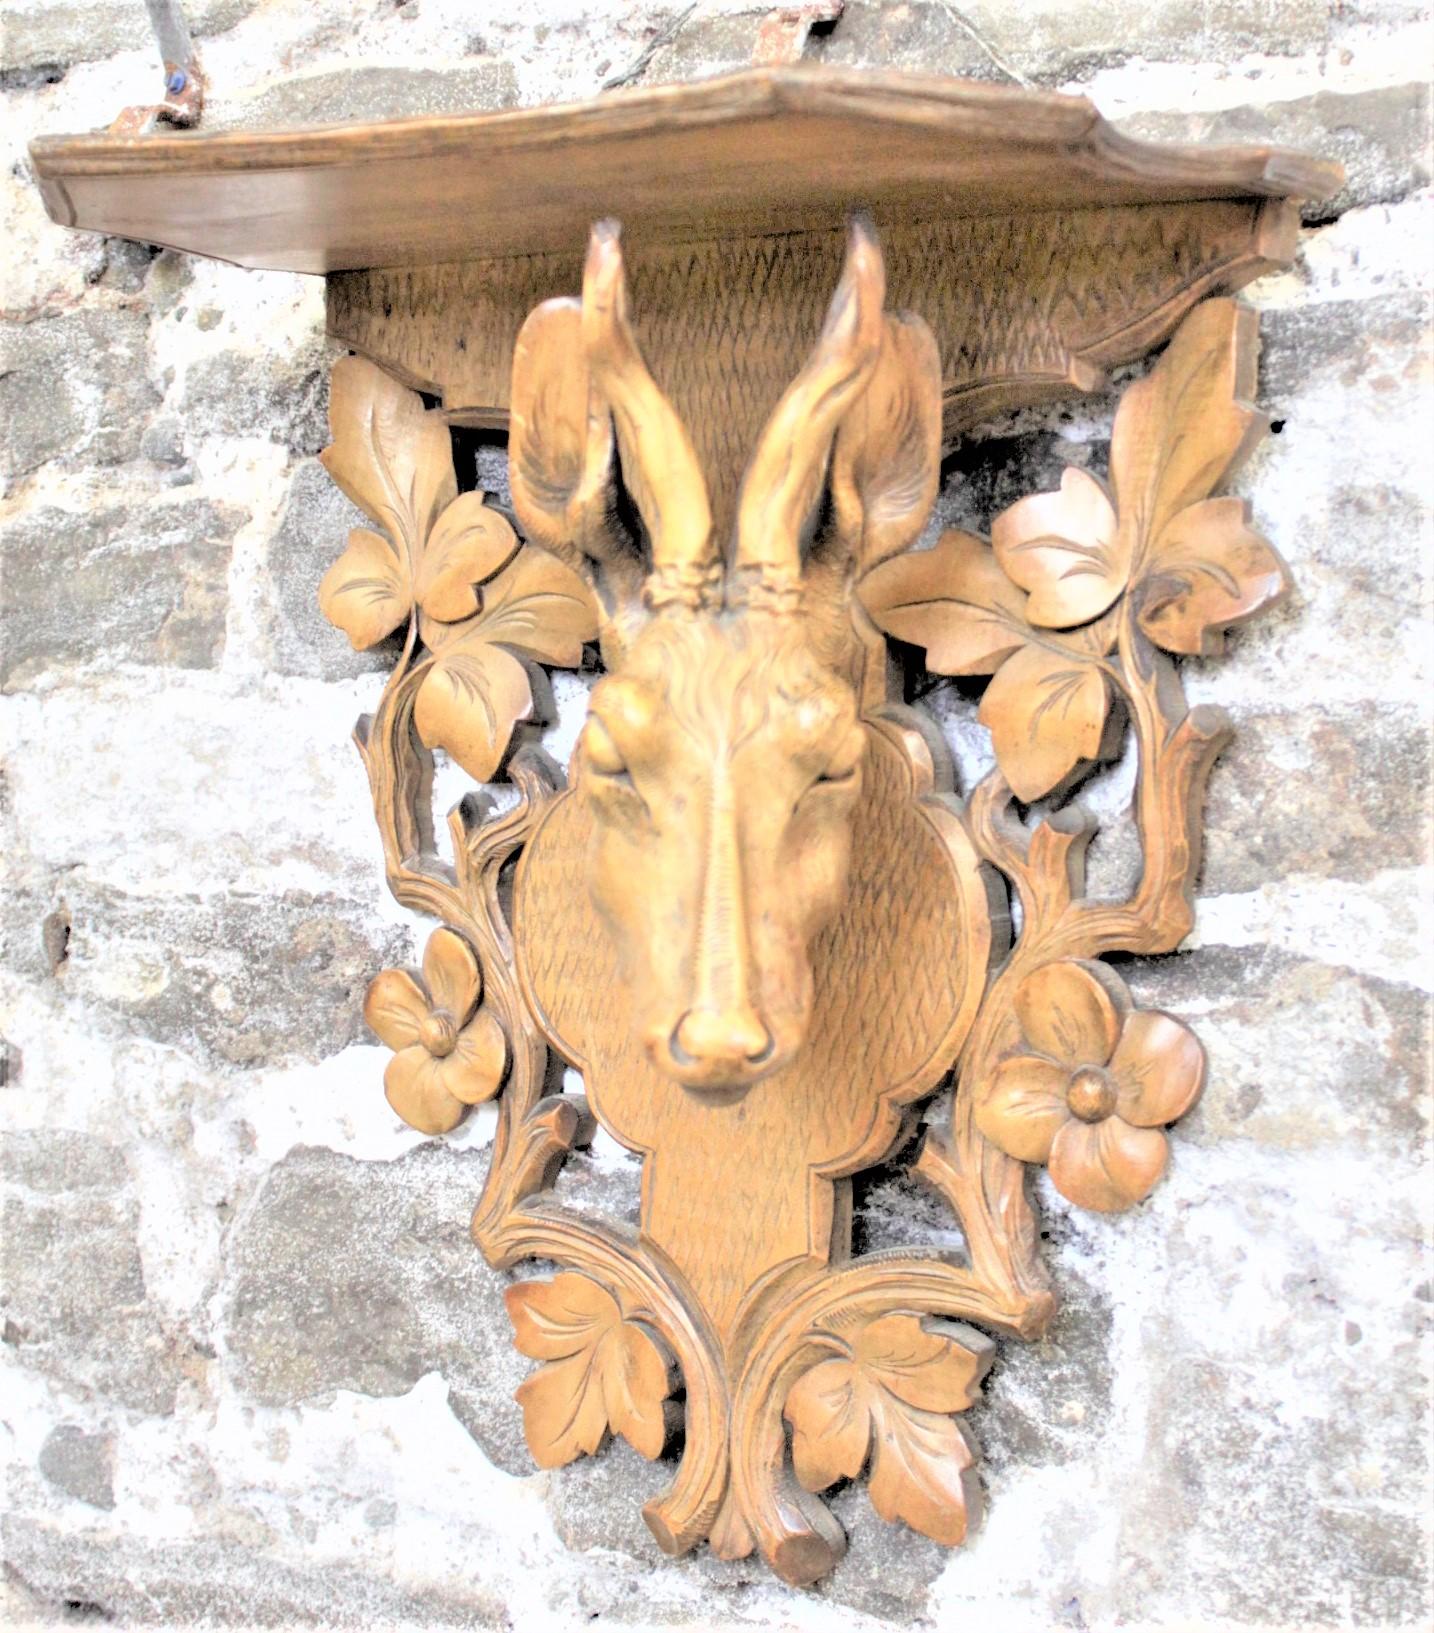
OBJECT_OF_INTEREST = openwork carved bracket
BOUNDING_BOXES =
[316,218,1290,1585]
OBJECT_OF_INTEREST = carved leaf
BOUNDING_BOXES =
[318,527,411,650]
[506,1274,670,1467]
[866,1394,980,1546]
[320,356,457,562]
[415,546,597,781]
[992,466,1125,629]
[978,635,1111,802]
[787,1358,871,1491]
[785,1316,988,1546]
[1111,297,1266,560]
[858,529,1028,674]
[416,492,520,623]
[1136,496,1290,656]
[855,1314,989,1413]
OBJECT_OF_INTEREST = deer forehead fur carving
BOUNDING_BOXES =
[509,218,942,1096]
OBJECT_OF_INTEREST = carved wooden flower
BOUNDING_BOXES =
[363,927,507,1135]
[505,1273,673,1468]
[784,1314,991,1546]
[991,300,1289,656]
[976,960,1204,1212]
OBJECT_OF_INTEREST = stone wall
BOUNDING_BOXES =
[2,2,1430,1628]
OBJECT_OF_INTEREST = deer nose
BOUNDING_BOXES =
[672,1006,774,1073]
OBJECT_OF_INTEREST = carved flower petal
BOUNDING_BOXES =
[976,1055,1071,1164]
[1111,1011,1205,1128]
[1137,496,1290,657]
[439,1008,508,1105]
[1048,1116,1168,1213]
[422,927,481,1022]
[417,492,520,623]
[384,1045,465,1136]
[363,967,428,1051]
[992,467,1126,629]
[318,528,411,650]
[858,528,1029,676]
[1013,959,1127,1070]
[977,640,1111,803]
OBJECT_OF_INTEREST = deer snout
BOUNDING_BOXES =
[660,1005,776,1094]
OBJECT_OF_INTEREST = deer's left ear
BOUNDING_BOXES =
[830,311,942,574]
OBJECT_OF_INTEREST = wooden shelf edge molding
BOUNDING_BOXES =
[30,66,1342,1586]
[29,66,1342,272]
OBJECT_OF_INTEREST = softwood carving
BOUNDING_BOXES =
[320,220,1289,1584]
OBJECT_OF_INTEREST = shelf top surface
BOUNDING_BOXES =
[30,67,1343,275]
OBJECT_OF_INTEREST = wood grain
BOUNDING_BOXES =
[30,66,1340,273]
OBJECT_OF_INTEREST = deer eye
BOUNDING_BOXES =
[816,727,866,785]
[582,717,630,779]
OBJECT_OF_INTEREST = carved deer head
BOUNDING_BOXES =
[510,219,941,1096]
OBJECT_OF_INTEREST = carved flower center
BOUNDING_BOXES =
[421,1009,459,1058]
[1066,1065,1117,1123]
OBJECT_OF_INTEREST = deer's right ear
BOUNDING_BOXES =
[830,310,942,575]
[510,296,638,606]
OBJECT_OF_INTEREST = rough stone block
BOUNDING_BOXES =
[220,1143,535,1474]
[0,308,159,478]
[205,63,519,132]
[257,458,398,682]
[179,340,330,457]
[0,0,257,72]
[37,1425,116,1510]
[1123,82,1432,216]
[1127,946,1430,1157]
[1,499,239,686]
[0,879,408,1068]
[1,1129,182,1414]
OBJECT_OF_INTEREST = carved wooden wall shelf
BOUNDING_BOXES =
[33,68,1340,1585]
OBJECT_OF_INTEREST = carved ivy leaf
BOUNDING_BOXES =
[1136,495,1290,656]
[992,466,1125,630]
[977,626,1113,803]
[860,530,1116,801]
[415,492,521,623]
[320,356,457,563]
[415,545,598,781]
[1111,298,1267,554]
[505,1274,671,1468]
[318,527,411,650]
[866,1393,981,1546]
[785,1316,990,1546]
[858,529,1027,674]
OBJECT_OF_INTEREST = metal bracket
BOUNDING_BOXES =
[108,0,204,135]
